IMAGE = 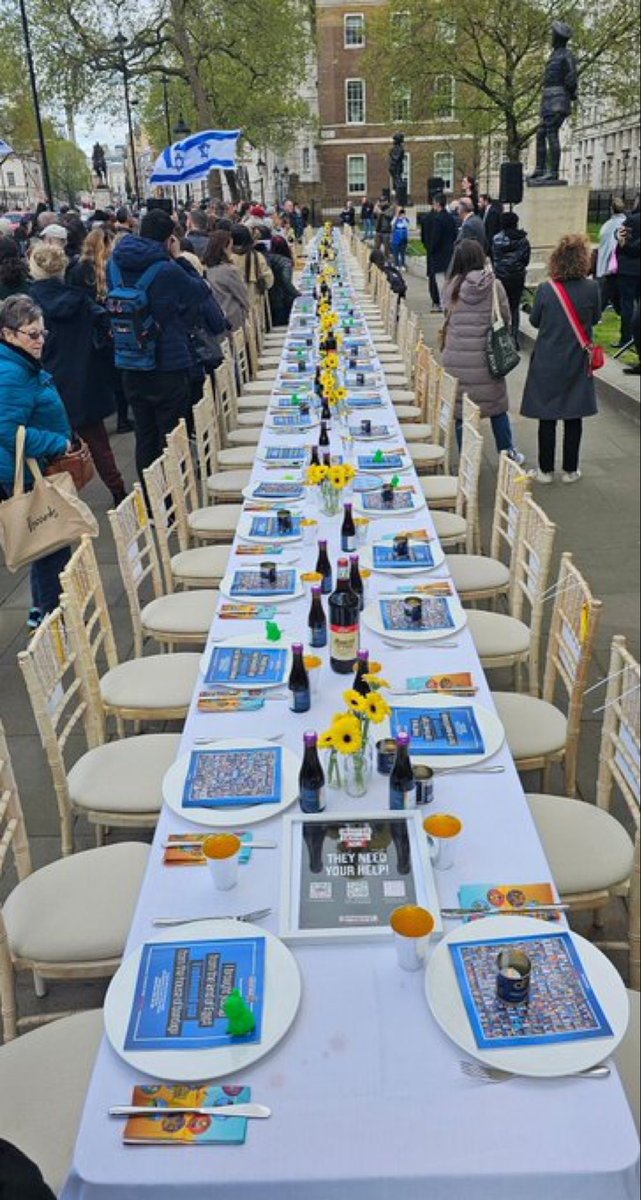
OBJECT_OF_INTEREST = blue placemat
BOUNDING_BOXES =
[182,746,283,808]
[390,705,485,755]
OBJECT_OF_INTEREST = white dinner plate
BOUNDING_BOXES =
[363,593,466,642]
[353,489,426,518]
[237,514,303,544]
[360,540,445,575]
[356,453,412,474]
[163,737,301,827]
[242,483,305,504]
[257,447,307,468]
[425,916,629,1078]
[199,635,293,687]
[349,426,395,442]
[266,414,319,432]
[381,694,504,769]
[104,919,301,1082]
[219,568,303,603]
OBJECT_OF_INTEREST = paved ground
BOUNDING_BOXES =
[0,262,639,1032]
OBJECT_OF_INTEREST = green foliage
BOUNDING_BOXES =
[366,0,639,162]
[48,137,91,205]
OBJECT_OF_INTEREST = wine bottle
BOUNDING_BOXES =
[322,452,332,467]
[340,502,356,553]
[389,732,415,810]
[310,445,320,467]
[315,539,332,595]
[329,558,360,675]
[349,552,364,610]
[352,648,371,696]
[308,585,327,648]
[288,643,310,714]
[319,420,330,448]
[298,731,326,813]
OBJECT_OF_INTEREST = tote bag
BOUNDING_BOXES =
[486,281,521,378]
[0,427,99,573]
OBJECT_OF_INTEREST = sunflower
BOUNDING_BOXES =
[328,465,347,490]
[362,673,391,690]
[318,729,335,751]
[331,714,363,756]
[344,463,358,481]
[362,692,392,724]
[307,465,325,486]
[334,387,349,403]
[343,689,367,715]
[324,352,340,370]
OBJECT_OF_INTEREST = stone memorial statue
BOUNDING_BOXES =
[389,132,408,205]
[92,142,108,186]
[528,21,577,185]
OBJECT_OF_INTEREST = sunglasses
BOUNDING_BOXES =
[18,327,48,342]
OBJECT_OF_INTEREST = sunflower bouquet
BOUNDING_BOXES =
[306,461,358,516]
[319,670,391,796]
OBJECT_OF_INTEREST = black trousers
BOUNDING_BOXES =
[538,418,582,473]
[427,267,441,306]
[0,1138,56,1198]
[121,368,192,482]
[618,274,641,345]
[501,277,524,342]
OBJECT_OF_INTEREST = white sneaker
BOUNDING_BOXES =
[528,469,554,484]
[561,470,582,484]
[507,449,525,466]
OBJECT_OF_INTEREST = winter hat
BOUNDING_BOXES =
[140,208,176,243]
[29,241,68,280]
[249,204,266,218]
[41,223,68,244]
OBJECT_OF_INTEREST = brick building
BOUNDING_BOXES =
[315,0,476,215]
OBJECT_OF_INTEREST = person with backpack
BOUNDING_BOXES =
[391,206,411,269]
[107,207,211,480]
[492,212,531,344]
[374,199,393,257]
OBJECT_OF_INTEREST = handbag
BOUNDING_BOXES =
[0,427,99,573]
[550,280,606,375]
[44,438,95,490]
[486,281,520,378]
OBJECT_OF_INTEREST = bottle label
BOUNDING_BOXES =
[310,624,328,648]
[320,576,332,595]
[341,535,356,553]
[289,689,311,713]
[299,785,326,813]
[330,624,359,662]
[389,783,415,811]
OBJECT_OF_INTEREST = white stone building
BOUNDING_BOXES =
[0,154,44,210]
[562,99,640,193]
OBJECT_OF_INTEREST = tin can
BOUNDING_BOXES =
[300,401,310,417]
[276,509,293,535]
[260,560,277,585]
[381,484,394,509]
[403,596,423,625]
[376,738,398,775]
[496,949,531,1004]
[361,419,372,435]
[413,765,434,806]
[356,371,365,386]
[393,533,410,559]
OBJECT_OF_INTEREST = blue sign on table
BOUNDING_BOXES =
[124,936,266,1050]
[373,544,435,569]
[380,596,453,631]
[359,454,404,470]
[230,569,297,596]
[390,705,485,755]
[252,483,304,500]
[182,746,283,808]
[250,515,302,538]
[347,394,384,409]
[204,644,288,686]
[264,448,306,463]
[272,413,312,428]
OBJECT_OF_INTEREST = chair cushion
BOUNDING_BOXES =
[235,412,265,426]
[391,389,418,403]
[188,503,242,539]
[225,428,260,446]
[171,545,230,582]
[0,1009,104,1196]
[206,469,251,497]
[3,841,150,961]
[241,381,277,395]
[409,444,446,466]
[142,589,218,637]
[446,555,510,595]
[466,609,530,657]
[395,406,420,421]
[431,511,467,539]
[217,446,255,467]
[615,990,640,1134]
[68,731,181,814]
[421,475,457,501]
[493,692,567,760]
[526,793,635,892]
[99,652,201,711]
[237,394,271,408]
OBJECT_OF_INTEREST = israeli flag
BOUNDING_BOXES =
[0,139,14,158]
[149,128,241,186]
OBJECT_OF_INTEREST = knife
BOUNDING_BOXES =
[441,904,569,917]
[110,1103,271,1119]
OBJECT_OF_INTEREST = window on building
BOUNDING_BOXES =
[346,79,366,124]
[302,147,311,173]
[436,18,456,43]
[344,14,365,47]
[390,10,411,44]
[434,75,455,120]
[390,82,411,123]
[434,151,454,191]
[347,154,367,194]
[6,171,16,187]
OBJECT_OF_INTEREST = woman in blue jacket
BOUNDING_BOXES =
[0,295,73,625]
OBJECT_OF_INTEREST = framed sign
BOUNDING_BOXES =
[279,810,442,943]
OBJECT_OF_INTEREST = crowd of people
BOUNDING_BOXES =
[0,195,307,629]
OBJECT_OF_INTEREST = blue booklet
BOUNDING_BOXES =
[359,454,405,470]
[349,424,390,439]
[204,644,288,687]
[380,596,454,632]
[250,515,302,539]
[182,746,283,808]
[361,489,416,512]
[450,932,613,1050]
[272,413,313,428]
[230,569,297,597]
[264,447,306,463]
[347,394,384,409]
[390,705,485,755]
[374,544,435,570]
[124,936,266,1051]
[252,482,304,500]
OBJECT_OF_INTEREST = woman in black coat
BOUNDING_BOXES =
[521,234,601,484]
[29,241,126,504]
[492,212,531,343]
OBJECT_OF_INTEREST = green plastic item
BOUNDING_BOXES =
[266,620,282,642]
[373,449,385,464]
[391,475,400,488]
[224,989,256,1037]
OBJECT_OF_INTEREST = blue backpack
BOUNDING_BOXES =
[106,259,165,371]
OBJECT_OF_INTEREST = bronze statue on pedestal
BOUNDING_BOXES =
[527,21,577,186]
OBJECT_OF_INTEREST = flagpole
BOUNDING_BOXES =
[18,0,54,209]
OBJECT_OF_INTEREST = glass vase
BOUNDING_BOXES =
[319,482,342,517]
[342,743,373,798]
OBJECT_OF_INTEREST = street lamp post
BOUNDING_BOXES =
[113,32,140,207]
[257,156,266,205]
[273,165,280,206]
[18,0,53,209]
[173,114,192,204]
[282,165,290,204]
[161,76,172,145]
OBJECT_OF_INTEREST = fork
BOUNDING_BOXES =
[460,1060,610,1084]
[432,765,506,777]
[152,907,272,928]
[382,639,460,651]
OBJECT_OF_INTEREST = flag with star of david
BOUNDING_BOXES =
[149,129,241,186]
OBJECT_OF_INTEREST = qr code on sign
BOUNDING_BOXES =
[383,881,406,899]
[346,880,370,901]
[309,882,332,901]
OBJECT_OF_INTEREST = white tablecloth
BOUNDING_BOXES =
[62,245,639,1200]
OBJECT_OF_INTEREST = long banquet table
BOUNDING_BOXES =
[62,235,639,1200]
